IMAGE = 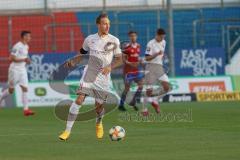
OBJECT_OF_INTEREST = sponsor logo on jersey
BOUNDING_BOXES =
[104,42,117,52]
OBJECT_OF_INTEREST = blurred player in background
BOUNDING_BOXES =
[142,28,170,116]
[118,31,143,111]
[0,31,34,116]
[59,13,122,141]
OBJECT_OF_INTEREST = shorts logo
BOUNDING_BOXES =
[189,81,226,92]
[35,87,47,96]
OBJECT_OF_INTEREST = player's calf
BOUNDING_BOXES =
[161,81,171,94]
[75,94,85,105]
[0,88,13,104]
[59,94,85,141]
[95,101,104,124]
[145,89,161,114]
[118,85,130,111]
[130,86,143,106]
[20,85,35,116]
[95,101,104,139]
[8,88,14,94]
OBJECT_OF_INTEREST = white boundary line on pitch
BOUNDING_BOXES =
[0,131,85,137]
[0,133,55,137]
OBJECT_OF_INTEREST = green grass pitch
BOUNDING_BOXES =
[0,101,240,160]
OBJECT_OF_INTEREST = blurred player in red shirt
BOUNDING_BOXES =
[118,31,144,111]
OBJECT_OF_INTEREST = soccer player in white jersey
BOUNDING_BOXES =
[0,31,34,116]
[59,13,122,141]
[142,28,171,116]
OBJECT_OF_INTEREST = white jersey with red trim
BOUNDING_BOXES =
[145,39,166,65]
[9,41,29,71]
[80,33,122,90]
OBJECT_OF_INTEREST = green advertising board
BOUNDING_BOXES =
[232,76,240,91]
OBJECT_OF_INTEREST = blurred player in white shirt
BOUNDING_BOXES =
[0,31,34,116]
[143,28,171,116]
[59,13,122,141]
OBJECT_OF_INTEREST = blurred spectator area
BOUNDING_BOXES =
[0,12,84,55]
[0,7,239,56]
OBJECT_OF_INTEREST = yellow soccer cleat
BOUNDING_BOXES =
[96,123,104,139]
[59,130,70,141]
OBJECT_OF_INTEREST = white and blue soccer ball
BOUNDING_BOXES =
[109,126,126,141]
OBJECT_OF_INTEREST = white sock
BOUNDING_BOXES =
[142,97,148,112]
[0,89,10,103]
[22,92,29,110]
[96,108,105,124]
[66,102,81,132]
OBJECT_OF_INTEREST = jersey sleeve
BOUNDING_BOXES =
[145,41,153,56]
[10,44,19,56]
[82,36,90,51]
[122,43,130,54]
[160,40,166,52]
[114,38,122,57]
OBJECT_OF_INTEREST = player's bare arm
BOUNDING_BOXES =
[122,53,128,64]
[64,54,82,68]
[112,55,123,69]
[64,47,88,68]
[145,50,163,61]
[9,55,31,64]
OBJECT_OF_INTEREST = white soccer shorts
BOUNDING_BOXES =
[8,68,28,88]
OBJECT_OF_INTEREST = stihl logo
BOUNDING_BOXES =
[189,81,226,92]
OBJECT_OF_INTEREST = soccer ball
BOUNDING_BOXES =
[109,126,126,141]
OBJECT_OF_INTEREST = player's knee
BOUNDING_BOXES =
[95,103,104,114]
[146,89,152,97]
[20,86,28,92]
[75,95,85,105]
[162,82,170,92]
[139,84,144,90]
[8,88,14,94]
[137,81,144,89]
[75,99,83,105]
[138,85,143,90]
[22,88,28,92]
[124,86,130,93]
